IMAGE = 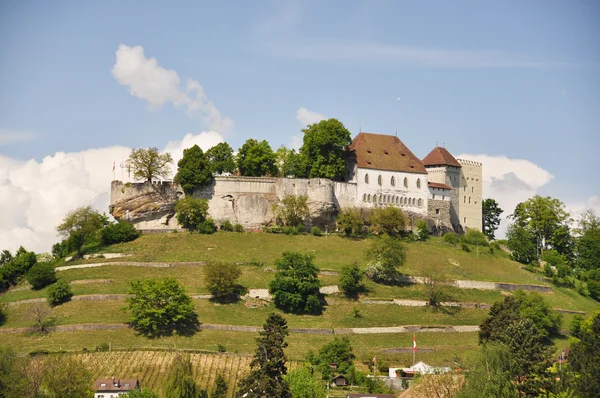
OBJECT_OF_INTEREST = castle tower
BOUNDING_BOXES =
[423,147,462,229]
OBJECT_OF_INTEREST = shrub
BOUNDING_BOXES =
[204,262,246,303]
[340,263,364,298]
[233,224,244,232]
[587,280,600,301]
[365,235,406,284]
[282,225,303,235]
[415,220,429,241]
[220,220,234,232]
[311,227,323,236]
[100,221,140,245]
[336,208,365,237]
[217,344,226,353]
[460,242,471,252]
[47,279,73,305]
[95,342,110,352]
[174,197,209,230]
[543,264,555,277]
[272,195,310,227]
[369,206,406,237]
[26,263,57,290]
[463,229,488,246]
[443,232,460,245]
[198,218,217,234]
[541,250,567,268]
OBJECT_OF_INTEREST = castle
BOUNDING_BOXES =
[109,132,482,232]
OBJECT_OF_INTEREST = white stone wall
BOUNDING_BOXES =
[428,187,451,201]
[457,159,483,231]
[354,167,428,215]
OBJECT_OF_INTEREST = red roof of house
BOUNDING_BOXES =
[422,147,461,168]
[94,378,139,392]
[347,132,427,174]
[428,182,453,190]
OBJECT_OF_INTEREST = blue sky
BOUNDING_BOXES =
[1,0,599,251]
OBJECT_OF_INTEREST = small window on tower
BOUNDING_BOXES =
[416,178,421,188]
[436,209,440,215]
[391,176,396,186]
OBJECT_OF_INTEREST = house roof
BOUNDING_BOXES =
[428,182,453,190]
[347,132,427,174]
[422,147,462,168]
[333,375,348,380]
[94,378,139,392]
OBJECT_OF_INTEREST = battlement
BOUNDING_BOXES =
[457,159,482,167]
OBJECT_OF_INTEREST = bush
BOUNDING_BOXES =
[336,208,365,237]
[174,197,209,230]
[541,250,567,268]
[282,225,303,235]
[443,232,460,245]
[233,224,244,232]
[588,280,600,301]
[217,344,226,353]
[463,229,488,246]
[460,242,471,252]
[47,279,73,305]
[544,264,555,277]
[197,218,217,234]
[100,221,140,245]
[95,342,110,352]
[415,220,429,241]
[340,263,365,298]
[204,262,246,303]
[369,206,406,237]
[365,235,406,284]
[311,227,323,236]
[220,220,234,232]
[26,263,57,290]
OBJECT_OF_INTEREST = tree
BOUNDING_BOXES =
[482,199,503,240]
[316,337,355,379]
[211,374,228,398]
[272,195,310,227]
[457,343,516,398]
[236,139,278,177]
[237,313,291,398]
[365,235,407,283]
[415,220,429,241]
[175,197,209,230]
[47,279,73,306]
[269,252,322,314]
[127,147,173,182]
[510,196,572,258]
[124,389,160,398]
[512,290,561,338]
[124,278,199,337]
[204,262,246,303]
[339,263,364,298]
[275,146,303,178]
[174,145,213,194]
[284,366,327,398]
[369,206,406,237]
[42,355,93,398]
[165,355,207,398]
[56,206,107,257]
[206,142,235,175]
[422,263,451,307]
[569,312,600,398]
[26,263,57,290]
[336,208,365,237]
[0,247,37,290]
[575,209,600,271]
[506,223,537,264]
[29,303,52,333]
[298,118,351,180]
[100,221,140,245]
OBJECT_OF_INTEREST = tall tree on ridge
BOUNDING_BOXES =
[482,198,503,240]
[127,147,173,182]
[299,118,351,180]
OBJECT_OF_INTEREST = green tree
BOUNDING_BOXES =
[174,145,213,194]
[457,343,517,398]
[204,262,246,303]
[0,247,38,290]
[339,263,364,298]
[272,195,310,227]
[284,366,327,398]
[422,263,451,307]
[275,146,303,177]
[365,235,407,283]
[26,263,57,290]
[175,197,209,230]
[124,278,199,337]
[316,337,355,380]
[576,209,600,271]
[237,313,291,398]
[123,389,160,398]
[42,355,93,398]
[100,221,140,245]
[237,139,278,177]
[206,142,236,175]
[510,195,572,258]
[513,290,562,338]
[298,118,351,180]
[269,252,322,314]
[47,279,73,306]
[211,374,228,398]
[56,206,107,257]
[127,147,173,182]
[506,223,537,264]
[336,208,365,237]
[165,355,207,398]
[482,198,503,240]
[569,312,600,398]
[415,220,429,241]
[369,206,406,237]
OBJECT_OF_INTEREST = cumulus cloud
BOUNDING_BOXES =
[456,154,554,237]
[296,107,325,126]
[0,129,35,146]
[112,44,234,133]
[0,131,224,254]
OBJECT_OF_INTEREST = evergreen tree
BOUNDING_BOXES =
[211,374,228,398]
[165,355,207,398]
[482,198,503,240]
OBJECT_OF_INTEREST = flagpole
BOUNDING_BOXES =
[121,159,124,182]
[413,334,416,365]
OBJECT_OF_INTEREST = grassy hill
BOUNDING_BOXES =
[1,231,598,394]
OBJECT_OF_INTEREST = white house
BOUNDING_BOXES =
[389,361,452,378]
[93,378,139,398]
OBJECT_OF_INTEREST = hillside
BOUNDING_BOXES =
[1,232,598,394]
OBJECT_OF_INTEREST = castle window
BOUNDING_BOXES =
[391,176,396,186]
[416,178,421,188]
[418,198,422,207]
[365,174,369,184]
[363,193,367,202]
[472,187,474,193]
[378,175,382,186]
[464,186,466,191]
[379,195,382,203]
[404,177,408,188]
[368,194,371,202]
[383,195,387,203]
[412,198,416,205]
[436,208,440,215]
[464,217,467,224]
[464,196,466,203]
[396,196,399,204]
[433,194,436,199]
[442,195,445,200]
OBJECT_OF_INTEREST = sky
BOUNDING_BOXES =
[1,0,599,252]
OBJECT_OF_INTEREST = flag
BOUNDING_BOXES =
[112,161,115,171]
[413,334,417,352]
[372,356,376,364]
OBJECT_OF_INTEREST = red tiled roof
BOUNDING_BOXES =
[347,132,427,174]
[428,182,453,190]
[94,378,139,392]
[422,147,461,168]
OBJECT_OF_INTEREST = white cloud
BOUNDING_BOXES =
[296,107,325,126]
[112,44,234,133]
[0,129,35,146]
[0,131,224,254]
[456,154,554,237]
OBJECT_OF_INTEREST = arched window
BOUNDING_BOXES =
[391,176,396,186]
[418,198,422,207]
[365,174,370,184]
[404,177,408,188]
[412,198,416,205]
[417,178,421,188]
[403,197,407,205]
[396,196,399,204]
[378,175,382,186]
[363,193,367,202]
[379,195,382,203]
[367,194,371,202]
